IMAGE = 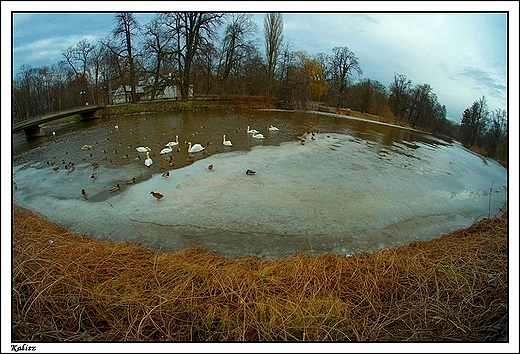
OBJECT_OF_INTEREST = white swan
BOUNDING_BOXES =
[268,125,279,131]
[136,146,151,153]
[167,135,179,147]
[187,142,205,153]
[160,146,173,155]
[252,132,265,139]
[223,135,232,146]
[247,126,259,134]
[144,152,153,167]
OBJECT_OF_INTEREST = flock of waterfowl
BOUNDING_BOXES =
[25,122,282,202]
[12,122,331,208]
[134,124,276,200]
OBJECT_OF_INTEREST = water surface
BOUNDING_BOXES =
[12,109,508,258]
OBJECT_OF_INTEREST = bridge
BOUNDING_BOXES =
[13,105,104,140]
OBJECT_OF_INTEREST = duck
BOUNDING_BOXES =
[91,172,98,180]
[187,142,205,153]
[252,132,265,139]
[222,135,232,146]
[246,169,256,175]
[81,144,92,150]
[162,171,170,178]
[160,146,173,155]
[126,177,136,184]
[81,189,88,200]
[208,164,214,171]
[136,146,151,153]
[247,126,259,134]
[92,162,99,170]
[110,184,121,193]
[150,191,164,201]
[144,151,153,167]
[167,135,179,147]
[268,125,279,131]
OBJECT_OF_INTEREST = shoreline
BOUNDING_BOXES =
[11,202,508,341]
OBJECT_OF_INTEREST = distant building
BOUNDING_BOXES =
[156,85,194,100]
[111,83,193,104]
[111,85,145,104]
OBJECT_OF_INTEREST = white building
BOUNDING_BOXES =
[111,84,193,104]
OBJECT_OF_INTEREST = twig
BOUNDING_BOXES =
[488,180,494,218]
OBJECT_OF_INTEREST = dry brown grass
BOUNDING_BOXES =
[12,204,508,342]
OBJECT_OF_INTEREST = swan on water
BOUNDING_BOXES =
[268,125,279,131]
[144,152,153,167]
[160,146,173,155]
[247,126,259,134]
[187,142,205,153]
[223,135,232,146]
[252,132,265,139]
[167,135,179,147]
[136,146,151,153]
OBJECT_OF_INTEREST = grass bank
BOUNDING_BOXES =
[12,204,508,342]
[102,96,275,117]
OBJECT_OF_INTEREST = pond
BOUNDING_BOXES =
[12,109,508,258]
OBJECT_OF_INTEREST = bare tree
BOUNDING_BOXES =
[264,13,284,98]
[142,14,177,101]
[76,39,95,79]
[88,42,111,104]
[111,12,140,103]
[484,108,508,161]
[348,79,387,114]
[163,12,223,101]
[193,41,219,95]
[388,73,412,120]
[218,13,257,96]
[62,46,80,78]
[407,83,433,127]
[329,46,362,107]
[460,96,489,148]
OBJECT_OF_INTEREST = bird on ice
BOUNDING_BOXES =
[150,191,164,201]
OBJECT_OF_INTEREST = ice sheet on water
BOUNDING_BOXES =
[12,132,508,258]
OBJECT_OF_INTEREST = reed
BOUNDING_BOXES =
[12,204,508,342]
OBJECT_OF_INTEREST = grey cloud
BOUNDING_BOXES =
[458,66,507,101]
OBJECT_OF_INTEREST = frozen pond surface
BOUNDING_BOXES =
[12,110,508,258]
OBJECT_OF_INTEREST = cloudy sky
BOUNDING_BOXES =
[3,2,518,123]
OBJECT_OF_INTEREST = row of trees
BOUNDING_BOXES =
[459,96,508,163]
[12,12,507,164]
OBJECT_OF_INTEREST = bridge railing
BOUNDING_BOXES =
[12,105,104,138]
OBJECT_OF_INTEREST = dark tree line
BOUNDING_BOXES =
[460,96,508,164]
[12,12,507,164]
